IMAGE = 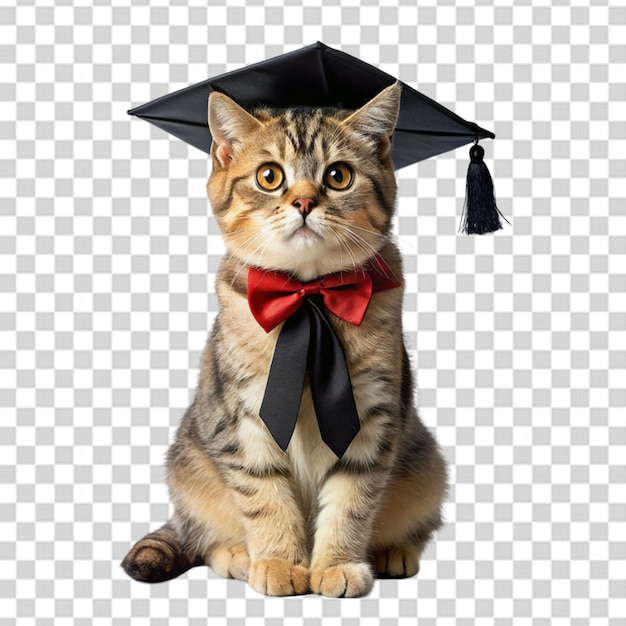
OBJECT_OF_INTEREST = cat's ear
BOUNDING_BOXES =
[208,92,263,166]
[341,82,401,155]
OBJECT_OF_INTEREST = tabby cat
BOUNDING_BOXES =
[121,83,447,597]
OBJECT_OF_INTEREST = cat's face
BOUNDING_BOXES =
[207,84,401,280]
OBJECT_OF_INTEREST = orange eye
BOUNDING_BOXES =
[324,162,354,190]
[256,163,284,191]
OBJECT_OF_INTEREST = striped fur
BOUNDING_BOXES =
[121,84,447,597]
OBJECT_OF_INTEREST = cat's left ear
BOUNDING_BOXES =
[341,82,402,155]
[208,92,263,166]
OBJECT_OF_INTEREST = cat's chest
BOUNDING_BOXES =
[287,385,338,489]
[287,385,337,470]
[233,362,337,487]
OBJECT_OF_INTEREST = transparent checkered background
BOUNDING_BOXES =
[2,0,625,624]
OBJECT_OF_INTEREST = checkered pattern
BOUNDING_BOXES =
[2,0,625,624]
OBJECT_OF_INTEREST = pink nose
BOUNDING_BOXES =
[292,197,316,216]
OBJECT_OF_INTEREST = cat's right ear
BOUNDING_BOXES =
[208,92,263,166]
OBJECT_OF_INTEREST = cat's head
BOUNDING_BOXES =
[206,83,401,280]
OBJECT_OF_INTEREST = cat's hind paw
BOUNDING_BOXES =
[310,562,374,598]
[248,558,309,596]
[373,547,420,578]
[207,544,250,581]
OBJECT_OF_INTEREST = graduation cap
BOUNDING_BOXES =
[129,41,505,234]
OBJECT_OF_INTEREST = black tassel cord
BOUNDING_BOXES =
[461,142,509,235]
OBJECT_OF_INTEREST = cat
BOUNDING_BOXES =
[121,82,448,597]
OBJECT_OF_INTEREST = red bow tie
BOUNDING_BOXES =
[248,256,400,332]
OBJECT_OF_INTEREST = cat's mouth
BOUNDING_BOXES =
[289,223,321,242]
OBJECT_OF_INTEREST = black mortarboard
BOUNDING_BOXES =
[129,42,505,234]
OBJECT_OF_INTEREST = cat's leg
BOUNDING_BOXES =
[223,467,310,595]
[370,432,447,579]
[309,466,386,597]
[124,415,308,593]
[309,416,447,595]
[164,436,251,581]
[177,463,308,591]
[167,472,307,594]
[121,433,250,583]
[219,419,310,596]
[309,408,400,597]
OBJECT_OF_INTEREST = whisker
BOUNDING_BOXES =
[327,229,358,271]
[327,221,401,283]
[337,223,387,239]
[331,222,381,259]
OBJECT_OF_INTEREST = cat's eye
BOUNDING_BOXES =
[256,163,284,191]
[324,162,353,191]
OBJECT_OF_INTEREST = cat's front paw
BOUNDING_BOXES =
[310,562,374,598]
[248,558,309,596]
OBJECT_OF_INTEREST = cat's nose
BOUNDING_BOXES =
[292,197,316,217]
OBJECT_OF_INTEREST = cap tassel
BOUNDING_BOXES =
[461,142,507,235]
